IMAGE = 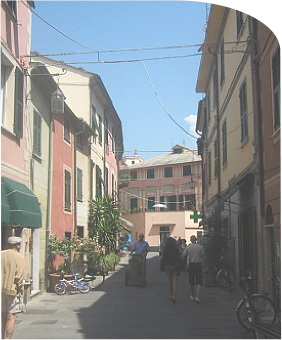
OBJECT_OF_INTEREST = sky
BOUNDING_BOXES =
[30,0,281,160]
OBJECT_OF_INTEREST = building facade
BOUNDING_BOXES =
[257,21,280,304]
[119,145,202,248]
[1,0,44,298]
[195,4,280,293]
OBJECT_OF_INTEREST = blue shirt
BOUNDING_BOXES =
[131,240,150,255]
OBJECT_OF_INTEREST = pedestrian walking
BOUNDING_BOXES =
[159,236,167,258]
[1,236,25,339]
[182,235,205,304]
[160,237,185,303]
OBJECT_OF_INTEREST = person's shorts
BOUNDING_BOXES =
[165,265,180,279]
[1,294,23,314]
[188,262,203,285]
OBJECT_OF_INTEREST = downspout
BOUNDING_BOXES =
[208,47,221,199]
[74,120,86,236]
[45,112,53,291]
[249,16,265,290]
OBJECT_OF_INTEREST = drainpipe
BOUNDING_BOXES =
[45,112,53,291]
[249,16,265,291]
[208,47,221,199]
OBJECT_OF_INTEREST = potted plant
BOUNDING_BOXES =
[48,235,74,291]
[202,212,228,287]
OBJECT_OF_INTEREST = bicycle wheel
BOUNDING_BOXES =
[217,269,228,288]
[236,294,277,330]
[54,283,66,295]
[78,282,90,293]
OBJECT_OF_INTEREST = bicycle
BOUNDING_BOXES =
[216,257,235,292]
[267,275,281,318]
[54,271,90,295]
[236,271,277,331]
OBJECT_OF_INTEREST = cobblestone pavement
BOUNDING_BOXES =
[13,252,253,339]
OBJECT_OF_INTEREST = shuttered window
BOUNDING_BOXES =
[272,46,280,131]
[222,120,227,166]
[64,170,71,211]
[14,67,24,138]
[77,168,83,202]
[240,80,248,143]
[96,165,102,198]
[33,110,42,157]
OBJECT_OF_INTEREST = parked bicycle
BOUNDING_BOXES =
[216,257,235,292]
[267,274,281,326]
[236,271,277,331]
[54,271,90,295]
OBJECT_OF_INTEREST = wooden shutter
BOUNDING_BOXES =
[272,47,280,131]
[14,67,24,138]
[65,170,71,211]
[33,110,41,157]
[77,168,83,202]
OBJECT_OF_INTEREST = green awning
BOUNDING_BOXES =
[1,181,10,224]
[1,177,42,228]
[215,179,248,213]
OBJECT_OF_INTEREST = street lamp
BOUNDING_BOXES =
[189,175,195,190]
[51,87,64,114]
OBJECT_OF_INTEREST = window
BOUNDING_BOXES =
[111,127,115,153]
[147,197,155,211]
[64,170,71,211]
[104,116,109,145]
[64,118,70,143]
[77,168,83,202]
[77,226,84,238]
[183,165,191,176]
[76,134,83,149]
[239,80,248,143]
[92,105,98,140]
[96,165,102,198]
[220,40,225,86]
[98,115,102,144]
[222,120,227,166]
[14,67,24,138]
[179,194,195,210]
[164,167,173,178]
[272,46,280,131]
[130,197,138,212]
[90,160,95,200]
[236,11,244,37]
[130,170,137,180]
[213,68,218,107]
[147,169,154,179]
[33,110,42,157]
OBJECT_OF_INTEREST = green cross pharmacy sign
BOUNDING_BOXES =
[190,210,202,223]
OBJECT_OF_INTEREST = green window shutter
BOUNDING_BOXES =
[77,168,83,202]
[64,170,71,211]
[14,67,24,138]
[33,110,42,157]
[96,165,102,198]
[272,47,280,131]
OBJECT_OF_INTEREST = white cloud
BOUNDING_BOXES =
[184,115,197,136]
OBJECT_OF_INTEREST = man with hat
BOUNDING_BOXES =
[2,236,24,339]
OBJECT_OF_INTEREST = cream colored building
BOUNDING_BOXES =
[196,5,265,289]
[30,56,123,239]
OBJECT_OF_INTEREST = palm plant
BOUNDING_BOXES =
[88,195,121,254]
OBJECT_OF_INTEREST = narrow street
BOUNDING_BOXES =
[14,252,248,339]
